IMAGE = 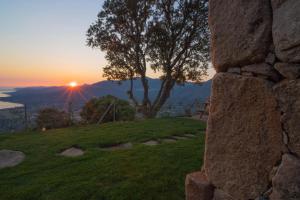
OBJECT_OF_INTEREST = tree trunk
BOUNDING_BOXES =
[140,75,151,107]
[128,77,139,106]
[126,74,176,119]
[141,79,176,118]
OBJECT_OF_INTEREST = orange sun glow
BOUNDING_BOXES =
[68,81,78,88]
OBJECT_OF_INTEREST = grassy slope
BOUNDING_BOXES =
[0,118,206,200]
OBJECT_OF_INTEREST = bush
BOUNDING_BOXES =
[36,108,70,129]
[80,95,135,124]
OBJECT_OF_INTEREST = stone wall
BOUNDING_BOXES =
[186,0,300,200]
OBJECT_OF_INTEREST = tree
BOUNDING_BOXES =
[87,0,209,118]
[36,108,70,129]
[80,95,135,124]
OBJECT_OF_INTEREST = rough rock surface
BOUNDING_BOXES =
[0,150,25,169]
[265,53,276,65]
[209,0,272,72]
[270,154,300,200]
[185,171,214,200]
[241,63,280,82]
[273,0,300,62]
[271,0,287,9]
[273,80,300,156]
[205,73,283,200]
[227,68,241,74]
[274,63,300,80]
[213,189,234,200]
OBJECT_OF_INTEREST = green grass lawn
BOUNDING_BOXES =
[0,118,206,200]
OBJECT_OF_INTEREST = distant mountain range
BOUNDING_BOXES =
[3,78,211,112]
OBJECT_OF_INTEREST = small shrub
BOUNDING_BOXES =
[184,106,192,117]
[36,108,70,129]
[80,95,135,124]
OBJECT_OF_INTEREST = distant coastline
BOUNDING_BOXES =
[0,89,23,110]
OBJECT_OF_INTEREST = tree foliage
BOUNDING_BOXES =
[87,0,209,117]
[36,108,70,129]
[80,95,135,124]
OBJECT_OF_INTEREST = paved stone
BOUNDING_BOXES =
[100,142,133,151]
[60,147,84,157]
[0,150,25,169]
[142,140,159,146]
[172,136,189,140]
[161,138,177,143]
[184,134,197,138]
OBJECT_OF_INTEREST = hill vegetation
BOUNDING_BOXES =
[4,78,211,112]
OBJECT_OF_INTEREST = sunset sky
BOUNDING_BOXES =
[0,0,215,87]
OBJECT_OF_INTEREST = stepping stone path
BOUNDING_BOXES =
[60,147,84,157]
[143,134,197,146]
[161,138,177,143]
[100,142,133,151]
[172,135,190,140]
[60,134,197,155]
[0,149,25,169]
[184,134,197,138]
[142,140,159,146]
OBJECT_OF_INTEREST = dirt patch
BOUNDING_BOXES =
[0,150,25,169]
[60,147,84,157]
[100,142,133,151]
[142,140,159,146]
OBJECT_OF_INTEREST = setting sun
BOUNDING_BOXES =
[68,81,78,88]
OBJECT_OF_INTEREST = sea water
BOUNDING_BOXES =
[0,89,23,110]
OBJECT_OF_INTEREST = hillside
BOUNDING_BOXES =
[4,78,211,112]
[0,118,205,200]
